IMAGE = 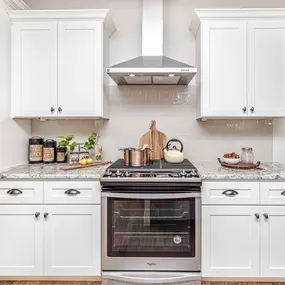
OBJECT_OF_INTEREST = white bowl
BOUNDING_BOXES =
[223,157,240,165]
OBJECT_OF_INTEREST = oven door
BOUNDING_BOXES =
[102,192,201,271]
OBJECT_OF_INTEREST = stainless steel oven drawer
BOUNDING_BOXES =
[102,271,201,285]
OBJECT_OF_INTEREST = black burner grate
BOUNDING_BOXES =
[107,159,197,172]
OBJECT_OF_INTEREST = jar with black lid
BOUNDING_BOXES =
[43,139,56,163]
[57,147,67,163]
[29,136,44,163]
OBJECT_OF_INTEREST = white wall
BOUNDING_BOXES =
[27,0,274,163]
[32,86,273,162]
[0,0,31,171]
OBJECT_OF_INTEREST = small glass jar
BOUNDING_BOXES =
[241,147,254,164]
[79,152,89,161]
[69,152,80,164]
[56,147,67,163]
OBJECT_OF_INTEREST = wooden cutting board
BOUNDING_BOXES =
[140,120,168,160]
[217,158,261,169]
[60,161,112,170]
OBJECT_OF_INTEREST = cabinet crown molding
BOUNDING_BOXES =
[7,9,116,36]
[190,8,285,36]
[4,0,30,10]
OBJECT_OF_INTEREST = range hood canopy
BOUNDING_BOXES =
[107,0,197,85]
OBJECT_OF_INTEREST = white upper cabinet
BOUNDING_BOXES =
[11,22,57,118]
[58,21,103,117]
[194,9,285,119]
[199,21,247,118]
[248,21,285,117]
[9,10,115,119]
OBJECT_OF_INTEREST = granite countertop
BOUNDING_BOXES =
[0,163,109,180]
[195,161,285,180]
[1,161,285,181]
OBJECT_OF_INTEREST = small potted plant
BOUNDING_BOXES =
[57,135,78,164]
[82,132,98,158]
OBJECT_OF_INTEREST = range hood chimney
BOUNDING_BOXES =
[106,0,197,85]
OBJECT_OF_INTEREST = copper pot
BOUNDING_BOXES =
[119,148,152,166]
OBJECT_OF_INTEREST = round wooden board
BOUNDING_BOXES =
[217,158,261,169]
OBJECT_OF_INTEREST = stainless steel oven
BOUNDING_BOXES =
[102,191,201,272]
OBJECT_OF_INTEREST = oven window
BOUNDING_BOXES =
[107,198,196,258]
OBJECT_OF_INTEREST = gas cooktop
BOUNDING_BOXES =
[100,159,201,189]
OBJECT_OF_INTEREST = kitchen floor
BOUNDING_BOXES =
[0,281,285,285]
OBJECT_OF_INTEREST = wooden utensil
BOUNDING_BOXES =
[60,161,112,170]
[217,158,261,169]
[140,120,168,160]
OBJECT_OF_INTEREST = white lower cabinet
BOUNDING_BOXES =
[202,181,285,279]
[0,206,43,276]
[261,206,285,277]
[202,206,260,277]
[44,205,101,276]
[0,181,101,277]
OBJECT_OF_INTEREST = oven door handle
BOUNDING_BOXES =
[101,192,201,199]
[102,271,201,284]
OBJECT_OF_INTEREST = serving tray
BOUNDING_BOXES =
[217,158,261,169]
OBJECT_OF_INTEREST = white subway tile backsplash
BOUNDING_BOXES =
[31,86,273,162]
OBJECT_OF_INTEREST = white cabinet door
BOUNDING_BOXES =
[248,21,285,117]
[0,206,43,276]
[12,22,57,118]
[202,206,260,277]
[44,205,101,276]
[201,21,247,117]
[261,206,285,277]
[58,22,102,118]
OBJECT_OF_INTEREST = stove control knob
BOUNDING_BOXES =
[105,169,113,176]
[125,172,130,177]
[116,170,123,177]
[180,170,187,177]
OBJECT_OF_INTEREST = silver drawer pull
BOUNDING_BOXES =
[281,191,285,196]
[146,261,156,266]
[7,189,23,196]
[222,189,239,196]
[64,189,80,196]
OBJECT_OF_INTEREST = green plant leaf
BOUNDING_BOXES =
[66,135,74,141]
[57,135,65,139]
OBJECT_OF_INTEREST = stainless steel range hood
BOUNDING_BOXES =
[106,0,197,85]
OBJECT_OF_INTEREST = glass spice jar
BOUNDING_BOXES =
[56,147,67,163]
[241,147,254,164]
[43,139,57,163]
[28,136,44,163]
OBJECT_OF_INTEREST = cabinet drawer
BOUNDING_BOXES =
[44,181,101,204]
[260,182,285,205]
[202,182,259,205]
[0,181,43,204]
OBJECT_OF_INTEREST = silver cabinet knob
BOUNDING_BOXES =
[44,212,49,219]
[255,213,260,219]
[281,190,285,196]
[58,107,62,112]
[250,107,254,112]
[50,107,55,112]
[242,107,247,112]
[264,213,269,219]
[35,212,40,219]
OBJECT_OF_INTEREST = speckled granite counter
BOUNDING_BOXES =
[1,161,285,181]
[195,161,285,180]
[0,163,109,180]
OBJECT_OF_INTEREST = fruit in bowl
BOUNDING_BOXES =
[223,152,240,164]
